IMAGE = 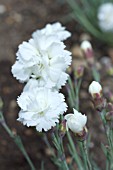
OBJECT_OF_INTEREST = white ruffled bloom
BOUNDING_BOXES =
[32,22,71,41]
[12,33,71,89]
[17,88,67,132]
[89,81,102,98]
[65,109,87,133]
[98,3,113,32]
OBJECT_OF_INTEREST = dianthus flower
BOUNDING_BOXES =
[17,88,67,132]
[98,3,113,32]
[32,22,71,41]
[12,33,71,89]
[65,109,87,133]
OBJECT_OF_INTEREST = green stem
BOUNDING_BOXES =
[74,78,82,111]
[100,111,113,169]
[60,137,69,170]
[52,130,69,170]
[82,141,92,170]
[67,131,84,170]
[79,142,88,170]
[0,111,35,170]
[68,76,76,108]
[91,66,100,82]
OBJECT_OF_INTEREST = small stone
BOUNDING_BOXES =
[10,100,17,109]
[1,140,7,146]
[80,33,91,42]
[0,4,6,14]
[89,142,94,148]
[12,12,22,23]
[24,129,33,136]
[45,148,54,156]
[66,156,72,164]
[71,45,83,58]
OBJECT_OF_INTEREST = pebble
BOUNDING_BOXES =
[0,4,6,14]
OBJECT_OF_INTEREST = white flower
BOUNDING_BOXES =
[81,40,92,52]
[32,22,71,41]
[65,109,87,133]
[17,88,67,132]
[98,3,113,32]
[12,35,71,89]
[89,81,102,98]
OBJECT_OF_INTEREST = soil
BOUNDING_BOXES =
[0,0,112,170]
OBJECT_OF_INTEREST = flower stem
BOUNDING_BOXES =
[91,66,100,82]
[74,78,82,111]
[67,131,84,170]
[52,129,69,170]
[99,110,113,169]
[0,111,36,170]
[82,140,92,170]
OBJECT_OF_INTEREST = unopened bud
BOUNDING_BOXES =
[89,81,107,111]
[105,103,113,121]
[106,102,113,111]
[74,65,84,79]
[103,88,113,103]
[81,40,94,65]
[59,119,66,138]
[89,81,102,99]
[81,41,92,52]
[93,97,107,111]
[105,111,113,121]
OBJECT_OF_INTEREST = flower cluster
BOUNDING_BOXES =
[98,2,113,32]
[12,22,71,132]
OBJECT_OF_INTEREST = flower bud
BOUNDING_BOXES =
[59,119,66,138]
[89,81,102,99]
[105,111,113,121]
[104,89,113,103]
[65,109,87,134]
[74,65,84,79]
[89,81,106,111]
[81,41,92,51]
[93,97,106,111]
[81,40,94,65]
[105,103,113,121]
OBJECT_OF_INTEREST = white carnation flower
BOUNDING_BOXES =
[65,109,87,133]
[17,88,67,132]
[32,22,71,41]
[12,35,71,89]
[98,3,113,32]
